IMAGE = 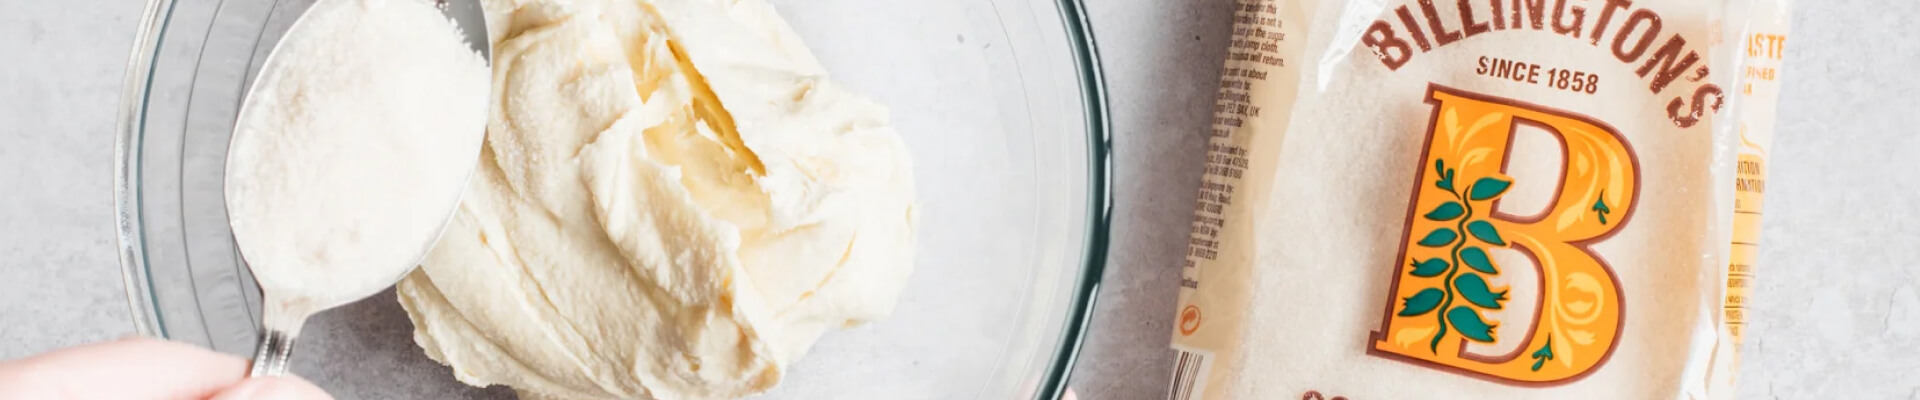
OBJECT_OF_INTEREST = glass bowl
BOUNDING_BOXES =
[112,0,1111,398]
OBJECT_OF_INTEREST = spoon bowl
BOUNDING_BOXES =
[227,0,491,377]
[439,0,490,60]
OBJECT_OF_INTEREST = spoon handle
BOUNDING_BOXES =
[247,329,298,376]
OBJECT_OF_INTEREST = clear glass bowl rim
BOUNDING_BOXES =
[111,1,1114,398]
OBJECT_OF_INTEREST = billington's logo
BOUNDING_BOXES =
[1369,85,1637,384]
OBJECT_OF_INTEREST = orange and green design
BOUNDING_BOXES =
[1370,85,1636,384]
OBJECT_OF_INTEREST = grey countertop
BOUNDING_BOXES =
[3,0,1916,399]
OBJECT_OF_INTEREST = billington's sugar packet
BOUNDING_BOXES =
[1167,0,1793,398]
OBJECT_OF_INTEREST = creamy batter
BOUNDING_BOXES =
[393,0,918,399]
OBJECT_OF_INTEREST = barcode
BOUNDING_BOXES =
[1165,348,1213,400]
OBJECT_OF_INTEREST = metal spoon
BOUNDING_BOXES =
[232,0,490,377]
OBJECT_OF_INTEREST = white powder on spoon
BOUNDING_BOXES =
[224,0,489,329]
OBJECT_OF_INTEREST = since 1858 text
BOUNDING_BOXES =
[1474,56,1600,95]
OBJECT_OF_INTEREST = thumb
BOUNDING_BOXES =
[206,376,335,400]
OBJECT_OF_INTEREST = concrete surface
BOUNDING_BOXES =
[2,0,1915,399]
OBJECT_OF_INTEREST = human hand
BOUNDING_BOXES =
[0,337,333,400]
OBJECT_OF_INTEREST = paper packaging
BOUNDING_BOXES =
[1166,1,1793,398]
